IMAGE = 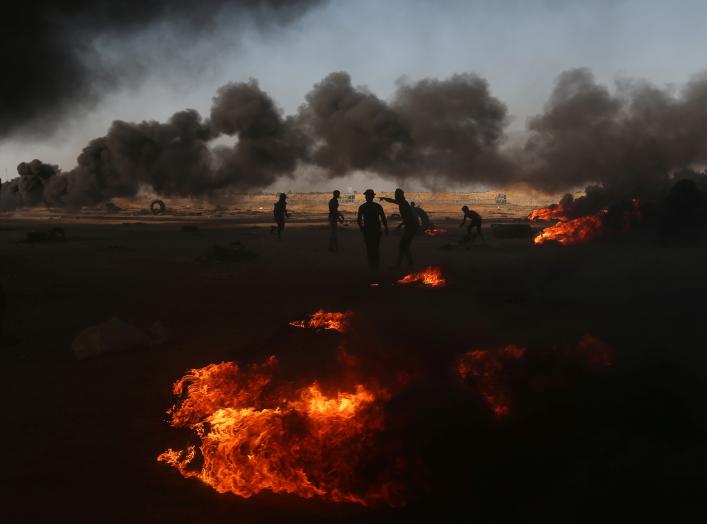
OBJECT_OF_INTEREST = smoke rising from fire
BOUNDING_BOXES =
[523,68,707,196]
[4,66,707,209]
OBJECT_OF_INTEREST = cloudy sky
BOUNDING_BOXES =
[2,0,706,191]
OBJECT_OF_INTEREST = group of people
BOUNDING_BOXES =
[271,189,485,270]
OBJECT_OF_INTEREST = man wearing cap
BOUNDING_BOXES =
[380,188,419,267]
[328,190,344,252]
[270,193,289,240]
[357,189,388,269]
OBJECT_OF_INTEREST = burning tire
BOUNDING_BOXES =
[150,199,166,215]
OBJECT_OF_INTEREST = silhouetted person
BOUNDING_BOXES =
[460,205,486,244]
[380,188,419,267]
[411,201,431,229]
[357,189,388,269]
[328,190,344,252]
[270,193,289,240]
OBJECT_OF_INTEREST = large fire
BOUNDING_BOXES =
[290,309,352,333]
[533,215,604,245]
[527,203,570,222]
[423,226,448,237]
[457,345,526,417]
[158,357,401,506]
[397,266,447,287]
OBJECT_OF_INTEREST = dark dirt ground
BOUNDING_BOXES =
[3,215,707,523]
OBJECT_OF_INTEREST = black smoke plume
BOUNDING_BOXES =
[297,72,512,185]
[523,68,707,196]
[0,0,322,138]
[1,80,302,209]
[5,67,707,210]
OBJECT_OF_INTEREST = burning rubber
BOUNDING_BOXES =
[157,357,403,506]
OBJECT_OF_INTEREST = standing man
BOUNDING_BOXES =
[460,205,486,245]
[357,189,388,270]
[380,188,419,267]
[328,190,344,252]
[271,193,289,240]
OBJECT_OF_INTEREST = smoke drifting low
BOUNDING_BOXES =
[1,81,303,209]
[3,67,707,209]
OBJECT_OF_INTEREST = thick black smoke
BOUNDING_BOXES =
[1,80,302,209]
[297,72,512,186]
[5,67,707,210]
[0,0,322,138]
[523,68,707,196]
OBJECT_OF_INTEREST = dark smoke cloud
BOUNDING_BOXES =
[297,72,512,186]
[1,80,301,209]
[5,67,707,210]
[297,72,413,174]
[0,1,322,139]
[393,73,514,185]
[523,68,707,195]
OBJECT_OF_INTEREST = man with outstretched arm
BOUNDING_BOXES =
[380,188,419,267]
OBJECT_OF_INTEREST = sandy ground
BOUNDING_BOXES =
[3,207,707,523]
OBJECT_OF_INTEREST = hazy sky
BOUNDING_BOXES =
[2,0,706,191]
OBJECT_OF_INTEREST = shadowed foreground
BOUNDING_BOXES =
[4,215,706,523]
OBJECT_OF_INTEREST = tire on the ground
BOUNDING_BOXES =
[150,200,166,215]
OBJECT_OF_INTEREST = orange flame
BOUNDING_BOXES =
[290,309,352,333]
[423,227,448,237]
[397,266,447,287]
[527,204,570,222]
[533,215,604,245]
[457,345,526,417]
[158,358,400,506]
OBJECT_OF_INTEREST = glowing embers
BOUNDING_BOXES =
[457,345,526,417]
[158,357,397,506]
[457,335,613,418]
[423,227,448,237]
[397,266,447,288]
[533,215,604,245]
[289,309,353,333]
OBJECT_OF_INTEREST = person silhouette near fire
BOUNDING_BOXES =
[460,205,486,245]
[328,190,344,252]
[357,189,388,269]
[270,193,289,240]
[380,188,419,267]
